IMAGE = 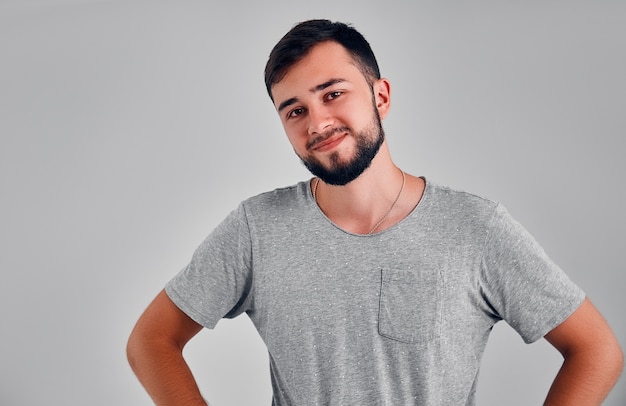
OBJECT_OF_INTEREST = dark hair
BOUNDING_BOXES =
[264,19,381,100]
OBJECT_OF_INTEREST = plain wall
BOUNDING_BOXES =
[0,1,624,404]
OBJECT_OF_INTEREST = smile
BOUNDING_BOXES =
[309,131,349,152]
[312,134,347,152]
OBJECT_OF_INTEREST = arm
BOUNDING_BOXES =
[127,289,208,406]
[543,297,623,405]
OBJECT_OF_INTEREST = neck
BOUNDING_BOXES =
[312,141,423,234]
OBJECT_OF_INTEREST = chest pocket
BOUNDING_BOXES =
[378,268,443,344]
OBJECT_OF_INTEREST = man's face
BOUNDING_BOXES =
[271,41,390,185]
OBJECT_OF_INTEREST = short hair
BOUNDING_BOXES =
[264,19,381,100]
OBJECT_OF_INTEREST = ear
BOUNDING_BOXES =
[373,78,391,119]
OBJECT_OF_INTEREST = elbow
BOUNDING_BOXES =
[126,329,142,372]
[126,324,153,374]
[593,331,624,387]
[612,341,624,381]
[603,327,624,381]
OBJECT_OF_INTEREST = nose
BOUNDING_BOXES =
[307,105,334,136]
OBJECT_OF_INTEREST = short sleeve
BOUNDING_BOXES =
[165,203,254,329]
[479,204,585,343]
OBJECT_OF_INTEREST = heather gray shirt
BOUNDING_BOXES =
[166,179,585,405]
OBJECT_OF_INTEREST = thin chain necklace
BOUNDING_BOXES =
[312,170,406,234]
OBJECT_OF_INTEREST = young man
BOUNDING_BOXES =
[127,20,623,405]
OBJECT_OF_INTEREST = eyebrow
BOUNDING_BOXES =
[277,78,347,113]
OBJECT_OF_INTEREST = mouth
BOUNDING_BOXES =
[308,128,350,152]
[312,134,347,152]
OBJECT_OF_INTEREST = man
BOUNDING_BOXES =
[127,20,623,405]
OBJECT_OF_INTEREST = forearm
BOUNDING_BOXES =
[127,335,207,406]
[544,349,623,406]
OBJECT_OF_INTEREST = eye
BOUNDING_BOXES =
[326,91,343,101]
[287,107,305,119]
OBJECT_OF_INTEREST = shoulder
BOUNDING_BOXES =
[243,181,308,205]
[423,179,500,218]
[239,180,312,218]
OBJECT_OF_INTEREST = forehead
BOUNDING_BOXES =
[271,41,366,104]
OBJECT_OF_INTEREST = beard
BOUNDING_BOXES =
[298,110,385,186]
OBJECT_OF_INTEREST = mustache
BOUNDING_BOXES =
[306,126,351,150]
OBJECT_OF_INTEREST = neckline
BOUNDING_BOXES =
[306,176,429,237]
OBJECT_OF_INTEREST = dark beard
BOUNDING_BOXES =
[299,113,385,186]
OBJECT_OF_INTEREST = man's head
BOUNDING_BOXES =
[266,21,390,186]
[265,19,381,101]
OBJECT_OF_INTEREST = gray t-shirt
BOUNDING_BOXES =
[166,179,585,405]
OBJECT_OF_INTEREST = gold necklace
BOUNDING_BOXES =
[312,170,406,234]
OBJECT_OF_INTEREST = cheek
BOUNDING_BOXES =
[338,98,372,123]
[284,127,306,150]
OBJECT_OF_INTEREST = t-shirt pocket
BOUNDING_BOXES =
[378,268,443,344]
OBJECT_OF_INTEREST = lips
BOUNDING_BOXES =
[312,133,347,152]
[308,128,350,152]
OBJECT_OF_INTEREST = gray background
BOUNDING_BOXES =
[1,1,624,405]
